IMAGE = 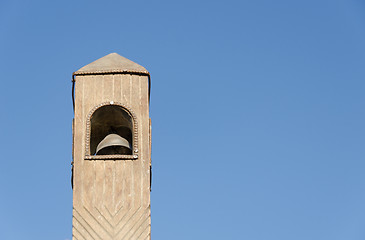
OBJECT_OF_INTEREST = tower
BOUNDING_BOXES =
[71,53,151,240]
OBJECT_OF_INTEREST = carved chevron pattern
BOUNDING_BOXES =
[72,205,151,240]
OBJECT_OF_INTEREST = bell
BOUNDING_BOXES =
[96,133,132,155]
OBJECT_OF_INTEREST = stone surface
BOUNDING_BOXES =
[72,54,151,240]
[74,53,149,75]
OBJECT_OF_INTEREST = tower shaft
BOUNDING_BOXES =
[72,54,151,240]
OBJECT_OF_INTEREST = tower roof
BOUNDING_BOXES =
[73,53,149,76]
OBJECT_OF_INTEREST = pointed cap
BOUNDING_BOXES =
[73,53,149,75]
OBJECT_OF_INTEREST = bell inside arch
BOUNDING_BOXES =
[96,133,132,155]
[89,105,134,155]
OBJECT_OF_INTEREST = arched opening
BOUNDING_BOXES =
[90,105,133,156]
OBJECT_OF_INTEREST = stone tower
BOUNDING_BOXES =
[71,53,151,240]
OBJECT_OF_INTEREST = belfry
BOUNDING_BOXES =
[71,53,151,239]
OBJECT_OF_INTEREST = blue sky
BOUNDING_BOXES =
[0,0,364,239]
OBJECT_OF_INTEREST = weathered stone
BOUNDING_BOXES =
[71,53,151,240]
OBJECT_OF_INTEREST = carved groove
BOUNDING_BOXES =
[135,221,151,240]
[112,204,124,218]
[114,205,139,231]
[123,212,151,240]
[73,205,150,240]
[115,206,143,237]
[72,226,86,240]
[95,207,114,230]
[73,209,99,240]
[116,207,150,239]
[119,213,146,239]
[104,205,114,219]
[134,214,151,238]
[83,206,113,238]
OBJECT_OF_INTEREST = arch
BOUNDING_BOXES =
[85,101,138,160]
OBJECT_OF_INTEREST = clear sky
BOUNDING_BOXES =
[0,0,364,239]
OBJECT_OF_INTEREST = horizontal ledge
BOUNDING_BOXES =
[85,154,138,160]
[73,70,150,77]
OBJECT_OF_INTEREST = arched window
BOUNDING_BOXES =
[85,102,138,160]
